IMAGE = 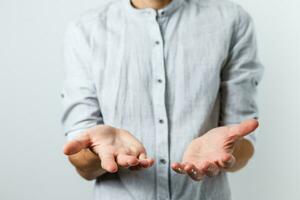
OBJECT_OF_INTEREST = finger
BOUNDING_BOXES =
[116,154,139,168]
[222,154,236,169]
[138,160,148,168]
[183,162,193,172]
[228,119,259,139]
[138,153,154,168]
[98,149,118,173]
[147,158,155,167]
[116,154,129,167]
[185,163,203,181]
[128,159,154,170]
[203,162,220,177]
[217,153,230,168]
[139,152,147,160]
[197,161,211,175]
[138,153,148,167]
[129,146,141,157]
[171,162,185,174]
[141,158,154,168]
[127,156,139,166]
[238,119,259,137]
[63,133,91,155]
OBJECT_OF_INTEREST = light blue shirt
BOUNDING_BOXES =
[61,0,263,199]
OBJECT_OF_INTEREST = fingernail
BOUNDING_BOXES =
[191,169,196,175]
[175,167,184,174]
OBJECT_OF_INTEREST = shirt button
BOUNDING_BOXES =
[161,11,165,15]
[159,158,167,164]
[159,119,164,124]
[61,93,64,98]
[155,41,160,45]
[157,79,163,83]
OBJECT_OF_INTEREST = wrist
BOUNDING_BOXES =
[68,149,101,171]
[76,166,106,181]
[225,139,254,172]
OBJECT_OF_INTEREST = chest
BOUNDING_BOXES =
[90,13,231,113]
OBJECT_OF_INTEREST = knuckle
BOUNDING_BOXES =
[120,148,130,155]
[137,145,146,153]
[130,148,139,156]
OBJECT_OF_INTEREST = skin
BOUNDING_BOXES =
[63,0,258,182]
[64,119,258,181]
[131,0,172,9]
[171,119,258,181]
[64,125,155,180]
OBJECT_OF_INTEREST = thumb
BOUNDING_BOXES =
[63,132,91,155]
[228,119,259,139]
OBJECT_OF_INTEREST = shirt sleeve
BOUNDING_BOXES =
[61,21,103,141]
[219,6,264,146]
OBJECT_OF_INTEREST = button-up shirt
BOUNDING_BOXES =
[61,0,264,199]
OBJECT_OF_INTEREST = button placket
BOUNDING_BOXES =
[150,15,170,200]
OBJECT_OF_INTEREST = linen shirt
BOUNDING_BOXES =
[61,0,264,199]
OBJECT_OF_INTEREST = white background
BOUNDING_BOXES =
[0,0,299,199]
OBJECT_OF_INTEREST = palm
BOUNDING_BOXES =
[90,126,142,155]
[183,126,237,168]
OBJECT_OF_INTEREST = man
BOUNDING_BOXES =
[61,0,263,199]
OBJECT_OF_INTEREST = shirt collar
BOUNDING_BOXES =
[123,0,184,18]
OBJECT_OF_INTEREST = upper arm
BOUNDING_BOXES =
[219,6,264,145]
[61,22,103,140]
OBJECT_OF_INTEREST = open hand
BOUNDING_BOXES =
[171,119,258,181]
[63,125,154,173]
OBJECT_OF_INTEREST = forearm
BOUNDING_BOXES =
[68,148,107,180]
[226,138,255,172]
